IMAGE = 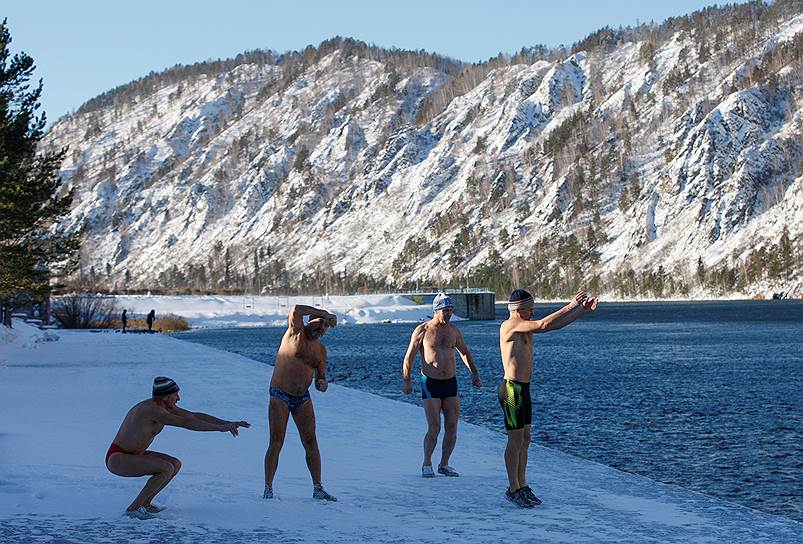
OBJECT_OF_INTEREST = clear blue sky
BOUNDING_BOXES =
[5,1,739,123]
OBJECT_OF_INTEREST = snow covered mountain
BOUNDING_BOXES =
[43,2,803,297]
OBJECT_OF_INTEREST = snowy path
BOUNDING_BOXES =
[0,326,800,543]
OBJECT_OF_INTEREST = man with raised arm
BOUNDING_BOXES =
[499,289,598,508]
[263,304,338,501]
[106,376,250,519]
[402,293,482,478]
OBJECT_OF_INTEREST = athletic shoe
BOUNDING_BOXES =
[505,488,534,508]
[262,485,274,499]
[312,486,338,501]
[437,464,459,477]
[520,486,542,506]
[124,507,157,520]
[143,504,165,513]
[422,465,435,478]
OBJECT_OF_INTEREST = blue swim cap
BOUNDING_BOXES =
[432,293,454,312]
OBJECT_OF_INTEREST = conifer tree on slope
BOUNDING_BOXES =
[0,19,76,327]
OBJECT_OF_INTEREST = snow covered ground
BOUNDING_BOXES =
[1,320,801,543]
[113,293,439,327]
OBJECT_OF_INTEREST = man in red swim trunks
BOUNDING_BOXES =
[106,376,250,519]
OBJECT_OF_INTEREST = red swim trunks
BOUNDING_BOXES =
[105,442,130,465]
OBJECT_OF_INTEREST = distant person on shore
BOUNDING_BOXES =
[121,309,128,333]
[402,293,482,478]
[264,305,338,501]
[105,376,250,519]
[499,289,598,508]
[146,309,155,332]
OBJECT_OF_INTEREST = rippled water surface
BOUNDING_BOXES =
[177,300,803,521]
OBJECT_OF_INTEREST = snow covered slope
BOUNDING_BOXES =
[43,6,803,297]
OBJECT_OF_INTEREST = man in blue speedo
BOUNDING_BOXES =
[402,293,482,478]
[263,304,338,501]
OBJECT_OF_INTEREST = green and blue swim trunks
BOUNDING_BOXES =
[498,379,532,431]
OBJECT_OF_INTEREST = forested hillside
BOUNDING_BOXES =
[43,1,803,298]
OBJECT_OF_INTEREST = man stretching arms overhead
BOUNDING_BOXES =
[499,289,598,508]
[263,305,338,501]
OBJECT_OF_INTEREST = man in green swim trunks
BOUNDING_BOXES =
[499,288,598,508]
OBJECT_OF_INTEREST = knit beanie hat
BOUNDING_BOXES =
[153,376,180,397]
[508,289,534,311]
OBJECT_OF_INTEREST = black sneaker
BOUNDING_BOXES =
[505,488,534,508]
[520,486,542,506]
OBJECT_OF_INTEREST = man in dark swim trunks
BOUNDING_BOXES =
[263,304,338,501]
[106,376,250,519]
[402,293,482,478]
[499,289,598,508]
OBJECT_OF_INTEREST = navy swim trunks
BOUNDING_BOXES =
[270,387,311,413]
[421,374,458,400]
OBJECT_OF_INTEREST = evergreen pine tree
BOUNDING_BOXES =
[696,257,706,285]
[778,226,792,279]
[0,19,77,326]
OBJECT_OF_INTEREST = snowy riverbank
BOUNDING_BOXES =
[1,320,800,543]
[88,292,803,330]
[112,293,437,327]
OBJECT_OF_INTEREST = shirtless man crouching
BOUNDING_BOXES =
[263,305,338,501]
[106,376,250,519]
[402,293,482,478]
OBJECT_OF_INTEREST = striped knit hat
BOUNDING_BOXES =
[153,376,180,397]
[508,289,534,311]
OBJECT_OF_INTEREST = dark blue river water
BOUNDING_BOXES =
[176,301,803,521]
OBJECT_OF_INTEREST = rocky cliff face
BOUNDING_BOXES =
[43,4,803,297]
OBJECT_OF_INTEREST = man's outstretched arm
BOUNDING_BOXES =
[511,291,597,334]
[173,406,250,429]
[155,407,246,436]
